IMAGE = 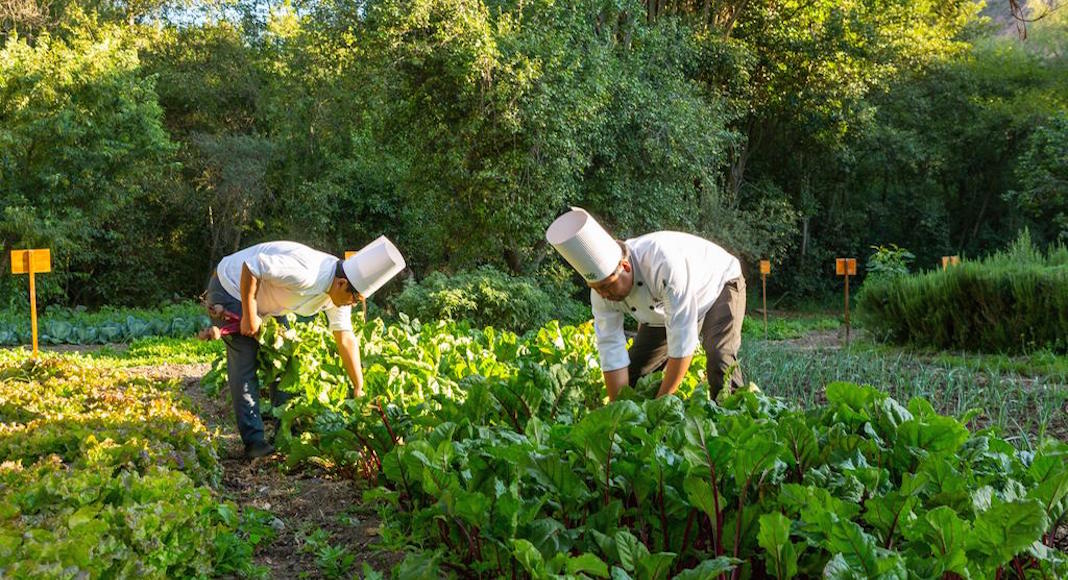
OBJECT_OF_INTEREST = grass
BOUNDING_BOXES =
[742,312,840,340]
[741,339,1068,448]
[86,336,224,366]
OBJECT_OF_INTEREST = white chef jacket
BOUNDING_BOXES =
[591,232,742,372]
[216,241,354,332]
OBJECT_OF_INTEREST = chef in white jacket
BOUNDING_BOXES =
[546,209,746,401]
[203,236,405,458]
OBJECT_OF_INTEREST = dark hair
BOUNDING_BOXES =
[335,260,356,292]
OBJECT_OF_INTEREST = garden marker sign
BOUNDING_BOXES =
[10,249,52,359]
[836,258,857,344]
[759,260,771,340]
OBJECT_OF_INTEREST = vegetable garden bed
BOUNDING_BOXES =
[205,317,1068,578]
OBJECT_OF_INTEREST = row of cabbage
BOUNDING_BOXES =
[0,303,210,345]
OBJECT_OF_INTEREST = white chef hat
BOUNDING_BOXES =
[342,236,406,297]
[545,208,622,283]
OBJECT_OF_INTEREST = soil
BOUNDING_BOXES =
[774,327,872,350]
[126,364,403,578]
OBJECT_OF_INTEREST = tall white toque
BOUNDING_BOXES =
[545,208,622,283]
[342,236,406,298]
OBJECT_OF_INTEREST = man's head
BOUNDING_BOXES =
[338,236,407,305]
[546,208,636,301]
[330,262,363,307]
[588,242,633,301]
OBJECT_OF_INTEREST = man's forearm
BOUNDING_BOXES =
[656,355,693,398]
[335,331,364,397]
[240,263,259,316]
[603,367,629,401]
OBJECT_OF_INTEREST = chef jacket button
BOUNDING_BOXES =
[637,281,643,286]
[649,305,654,310]
[630,307,637,312]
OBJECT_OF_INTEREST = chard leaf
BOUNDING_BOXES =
[674,557,738,579]
[614,531,649,573]
[683,473,721,519]
[824,520,884,578]
[862,473,927,546]
[777,415,819,478]
[966,499,1047,570]
[636,552,675,580]
[758,512,798,579]
[1027,449,1068,522]
[395,550,442,580]
[566,553,610,578]
[903,506,970,577]
[512,539,545,576]
[897,415,970,456]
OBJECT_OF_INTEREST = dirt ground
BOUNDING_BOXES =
[129,364,402,578]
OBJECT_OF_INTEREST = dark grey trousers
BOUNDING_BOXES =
[628,277,746,399]
[204,274,293,447]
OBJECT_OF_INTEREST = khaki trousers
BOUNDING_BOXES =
[627,277,746,399]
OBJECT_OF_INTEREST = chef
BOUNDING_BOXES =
[546,209,746,401]
[202,236,405,458]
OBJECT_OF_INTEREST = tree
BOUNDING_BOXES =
[0,9,178,304]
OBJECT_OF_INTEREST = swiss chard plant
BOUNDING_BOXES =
[220,317,1067,578]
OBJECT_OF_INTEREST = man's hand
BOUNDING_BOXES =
[656,355,693,398]
[241,313,262,337]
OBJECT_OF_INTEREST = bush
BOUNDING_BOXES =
[857,231,1068,353]
[389,266,589,333]
[865,244,915,282]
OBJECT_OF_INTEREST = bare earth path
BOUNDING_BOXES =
[128,363,402,578]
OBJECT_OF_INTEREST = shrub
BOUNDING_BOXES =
[857,231,1068,353]
[865,243,915,282]
[389,266,589,333]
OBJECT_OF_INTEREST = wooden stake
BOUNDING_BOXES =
[10,249,51,360]
[844,272,850,345]
[28,260,38,358]
[762,274,768,340]
[836,258,856,346]
[759,260,770,340]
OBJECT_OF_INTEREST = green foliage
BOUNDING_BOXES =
[865,244,916,283]
[361,0,736,272]
[741,314,839,341]
[0,351,263,577]
[233,316,1068,578]
[0,9,180,306]
[857,231,1068,353]
[88,336,225,366]
[1005,113,1068,245]
[390,266,589,333]
[5,0,1062,311]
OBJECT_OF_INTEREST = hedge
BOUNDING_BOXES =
[857,232,1067,353]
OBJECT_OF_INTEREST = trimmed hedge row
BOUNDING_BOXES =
[857,233,1068,353]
